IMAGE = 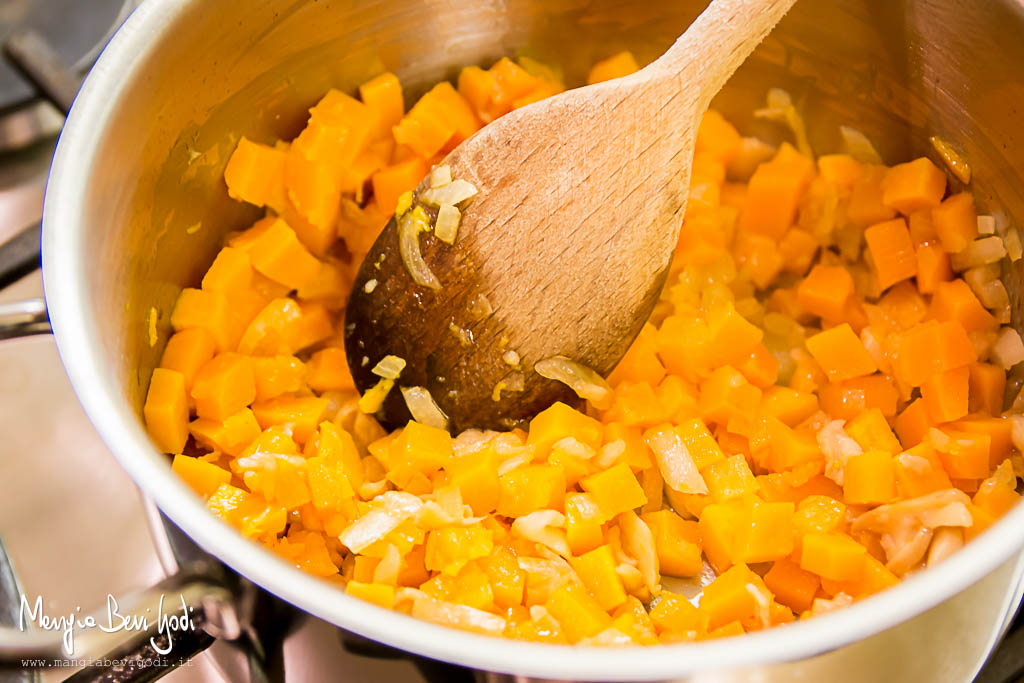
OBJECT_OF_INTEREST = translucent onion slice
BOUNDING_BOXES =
[372,355,407,379]
[401,386,449,430]
[816,420,862,485]
[644,426,708,494]
[411,596,507,636]
[618,510,660,594]
[753,88,812,157]
[511,510,571,557]
[398,206,441,290]
[420,179,478,209]
[434,204,461,244]
[430,164,452,188]
[534,356,612,409]
[1005,230,1023,261]
[978,215,996,235]
[337,491,423,553]
[991,328,1024,369]
[839,125,883,165]
[950,236,1007,271]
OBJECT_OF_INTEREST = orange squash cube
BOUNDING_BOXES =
[921,365,970,423]
[865,218,917,290]
[764,558,820,613]
[932,192,978,253]
[527,401,603,453]
[496,464,566,517]
[800,533,867,581]
[587,51,640,85]
[544,583,613,643]
[843,450,897,505]
[189,407,261,457]
[797,265,854,321]
[574,545,628,611]
[805,324,877,382]
[172,454,231,497]
[190,353,256,422]
[160,327,217,393]
[579,463,648,517]
[882,157,946,215]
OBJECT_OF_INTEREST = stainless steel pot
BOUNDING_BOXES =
[9,0,1024,679]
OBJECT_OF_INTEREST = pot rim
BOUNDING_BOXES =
[41,0,1024,679]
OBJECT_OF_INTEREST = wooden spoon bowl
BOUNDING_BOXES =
[345,0,797,432]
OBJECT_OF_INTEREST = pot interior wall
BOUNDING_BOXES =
[80,0,1024,408]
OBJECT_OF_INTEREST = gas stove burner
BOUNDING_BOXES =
[0,0,137,113]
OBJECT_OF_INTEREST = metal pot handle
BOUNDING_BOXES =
[0,549,239,682]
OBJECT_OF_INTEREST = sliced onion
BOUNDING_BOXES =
[411,596,507,636]
[726,136,777,181]
[512,510,571,557]
[816,420,863,485]
[430,164,452,188]
[398,206,441,290]
[337,491,423,553]
[534,356,612,409]
[991,328,1024,369]
[644,426,707,494]
[1005,230,1023,261]
[926,527,964,568]
[978,215,996,235]
[400,386,449,430]
[420,179,478,209]
[753,88,812,157]
[617,510,660,594]
[469,294,493,320]
[434,204,461,244]
[502,350,521,366]
[950,236,1006,271]
[839,125,883,164]
[372,355,406,379]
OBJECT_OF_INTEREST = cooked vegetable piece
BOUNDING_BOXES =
[150,58,1024,644]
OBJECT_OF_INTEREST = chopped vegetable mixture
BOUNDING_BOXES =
[144,50,1024,644]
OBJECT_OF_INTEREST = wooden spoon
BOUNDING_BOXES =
[345,0,797,433]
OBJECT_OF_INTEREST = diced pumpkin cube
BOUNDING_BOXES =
[845,408,901,452]
[797,265,854,321]
[306,454,356,513]
[425,526,494,575]
[696,110,742,165]
[250,354,306,401]
[172,454,231,497]
[699,365,762,426]
[893,399,932,448]
[482,548,526,608]
[144,368,190,453]
[882,157,946,215]
[929,279,997,334]
[703,454,758,502]
[843,450,897,505]
[544,583,613,643]
[805,324,877,382]
[968,363,1006,415]
[346,581,396,609]
[915,243,952,294]
[764,558,820,613]
[650,591,707,635]
[189,407,261,456]
[527,401,603,453]
[699,563,771,631]
[579,462,647,517]
[497,464,566,517]
[170,288,238,352]
[737,157,815,239]
[921,366,970,423]
[446,451,500,515]
[574,545,628,610]
[565,492,605,555]
[800,533,867,581]
[389,421,453,481]
[587,51,640,84]
[224,137,287,208]
[762,386,819,426]
[642,509,703,578]
[190,353,256,422]
[359,72,405,137]
[865,218,917,290]
[932,192,978,254]
[894,445,953,498]
[935,429,991,479]
[245,217,322,291]
[892,319,976,388]
[251,396,330,444]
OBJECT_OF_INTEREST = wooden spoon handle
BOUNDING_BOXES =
[647,0,798,111]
